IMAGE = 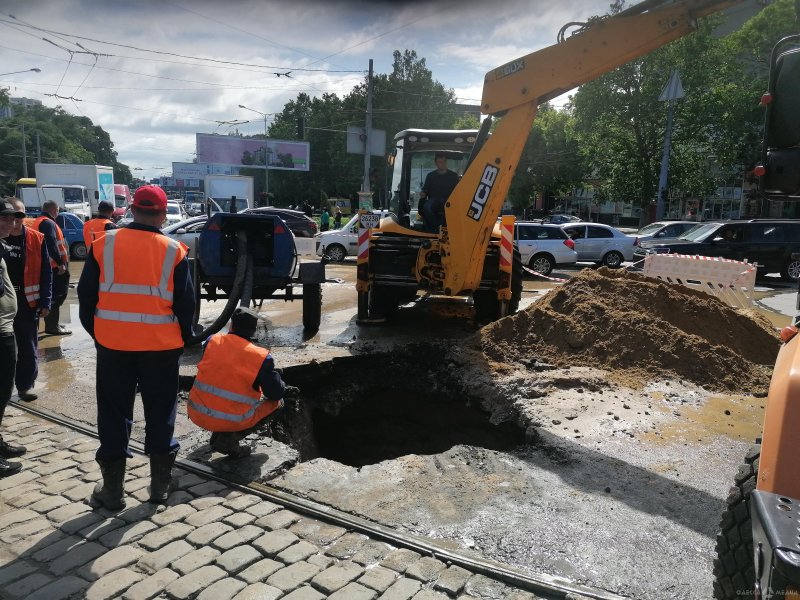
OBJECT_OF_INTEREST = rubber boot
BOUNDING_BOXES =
[148,451,178,504]
[90,458,127,511]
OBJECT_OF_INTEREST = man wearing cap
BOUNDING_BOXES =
[0,199,28,476]
[83,200,117,249]
[419,152,460,233]
[6,198,52,402]
[188,307,287,458]
[29,200,71,335]
[78,184,195,509]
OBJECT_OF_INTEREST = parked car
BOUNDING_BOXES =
[630,221,699,245]
[541,214,581,224]
[634,220,800,280]
[163,215,208,253]
[561,222,636,267]
[56,211,89,260]
[514,222,577,275]
[241,207,317,238]
[165,201,186,226]
[315,211,391,262]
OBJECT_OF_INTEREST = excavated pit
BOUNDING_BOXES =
[266,349,526,467]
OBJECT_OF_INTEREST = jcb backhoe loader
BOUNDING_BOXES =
[713,33,800,600]
[357,0,743,322]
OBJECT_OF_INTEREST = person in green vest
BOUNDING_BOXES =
[320,207,330,232]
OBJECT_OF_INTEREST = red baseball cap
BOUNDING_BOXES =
[132,185,168,212]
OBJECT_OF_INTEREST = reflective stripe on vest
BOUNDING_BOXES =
[83,218,113,249]
[94,228,187,351]
[22,226,45,308]
[187,399,259,423]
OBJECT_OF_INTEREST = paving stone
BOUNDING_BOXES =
[130,487,152,502]
[357,565,398,593]
[310,560,365,594]
[36,467,83,485]
[98,519,157,548]
[125,476,150,492]
[188,495,226,510]
[232,582,283,600]
[267,561,321,592]
[253,529,299,556]
[244,500,281,517]
[184,505,233,527]
[165,490,194,507]
[150,503,197,526]
[307,553,335,570]
[117,501,160,523]
[289,518,347,546]
[405,557,446,583]
[256,509,300,531]
[223,493,261,511]
[30,534,83,561]
[6,491,48,508]
[171,546,222,575]
[325,532,370,560]
[280,586,326,600]
[138,539,194,573]
[212,524,263,551]
[223,511,257,527]
[185,521,233,546]
[0,518,53,543]
[39,478,83,495]
[277,540,319,564]
[64,481,96,501]
[506,592,540,599]
[328,581,377,600]
[138,522,194,550]
[4,572,55,598]
[352,541,394,566]
[380,549,422,574]
[433,566,472,596]
[80,516,127,540]
[165,564,226,599]
[0,482,41,501]
[379,577,423,600]
[0,469,38,491]
[122,568,179,600]
[0,508,38,531]
[60,510,105,535]
[25,574,89,600]
[410,590,449,600]
[463,574,508,599]
[32,458,77,475]
[46,501,92,524]
[79,545,146,581]
[196,577,248,600]
[0,561,37,586]
[238,557,284,584]
[215,545,263,573]
[49,540,107,575]
[188,480,229,496]
[176,472,205,489]
[85,568,144,600]
[8,527,66,558]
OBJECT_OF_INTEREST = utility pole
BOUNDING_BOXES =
[36,132,41,164]
[656,70,684,221]
[362,59,373,194]
[21,122,28,178]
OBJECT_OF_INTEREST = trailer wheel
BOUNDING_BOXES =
[712,444,759,599]
[302,283,322,331]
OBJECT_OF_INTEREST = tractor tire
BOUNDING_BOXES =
[368,284,399,319]
[474,248,522,322]
[302,283,321,332]
[712,444,759,599]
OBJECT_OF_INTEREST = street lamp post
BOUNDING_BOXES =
[238,104,269,206]
[0,68,41,77]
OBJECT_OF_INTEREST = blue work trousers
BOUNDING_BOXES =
[13,300,39,393]
[95,344,182,460]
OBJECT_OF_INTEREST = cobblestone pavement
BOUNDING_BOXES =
[0,407,556,600]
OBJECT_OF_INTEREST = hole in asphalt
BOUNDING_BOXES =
[268,348,527,468]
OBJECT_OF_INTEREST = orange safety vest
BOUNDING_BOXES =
[188,333,281,432]
[31,215,68,268]
[93,228,188,351]
[22,226,45,308]
[83,217,114,249]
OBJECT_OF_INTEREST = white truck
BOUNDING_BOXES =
[20,187,66,214]
[203,175,254,213]
[34,163,115,218]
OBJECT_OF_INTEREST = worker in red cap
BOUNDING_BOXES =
[78,184,196,510]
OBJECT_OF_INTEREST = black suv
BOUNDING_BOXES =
[241,207,318,238]
[634,220,800,280]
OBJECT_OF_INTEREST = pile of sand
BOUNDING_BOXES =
[479,268,780,394]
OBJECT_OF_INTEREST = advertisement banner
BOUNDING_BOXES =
[172,162,240,179]
[196,134,310,172]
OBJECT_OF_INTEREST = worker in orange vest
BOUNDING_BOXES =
[83,200,117,249]
[6,198,51,402]
[31,200,70,335]
[189,307,288,458]
[78,185,195,509]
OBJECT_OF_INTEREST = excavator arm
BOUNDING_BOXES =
[439,0,742,297]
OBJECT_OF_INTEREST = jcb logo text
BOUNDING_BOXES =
[468,165,499,221]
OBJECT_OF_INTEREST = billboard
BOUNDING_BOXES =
[172,162,240,179]
[196,133,310,172]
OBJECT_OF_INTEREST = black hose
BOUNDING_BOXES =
[185,230,251,346]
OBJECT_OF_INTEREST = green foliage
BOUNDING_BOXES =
[0,99,132,194]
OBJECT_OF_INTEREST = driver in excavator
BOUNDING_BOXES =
[419,152,460,232]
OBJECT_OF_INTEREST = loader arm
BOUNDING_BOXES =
[441,0,742,297]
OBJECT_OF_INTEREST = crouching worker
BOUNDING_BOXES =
[189,307,286,458]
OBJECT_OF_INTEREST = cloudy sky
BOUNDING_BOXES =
[0,0,669,180]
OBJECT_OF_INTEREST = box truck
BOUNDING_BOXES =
[34,163,115,217]
[203,175,254,213]
[20,187,65,214]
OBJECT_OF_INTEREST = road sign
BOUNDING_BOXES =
[360,213,381,229]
